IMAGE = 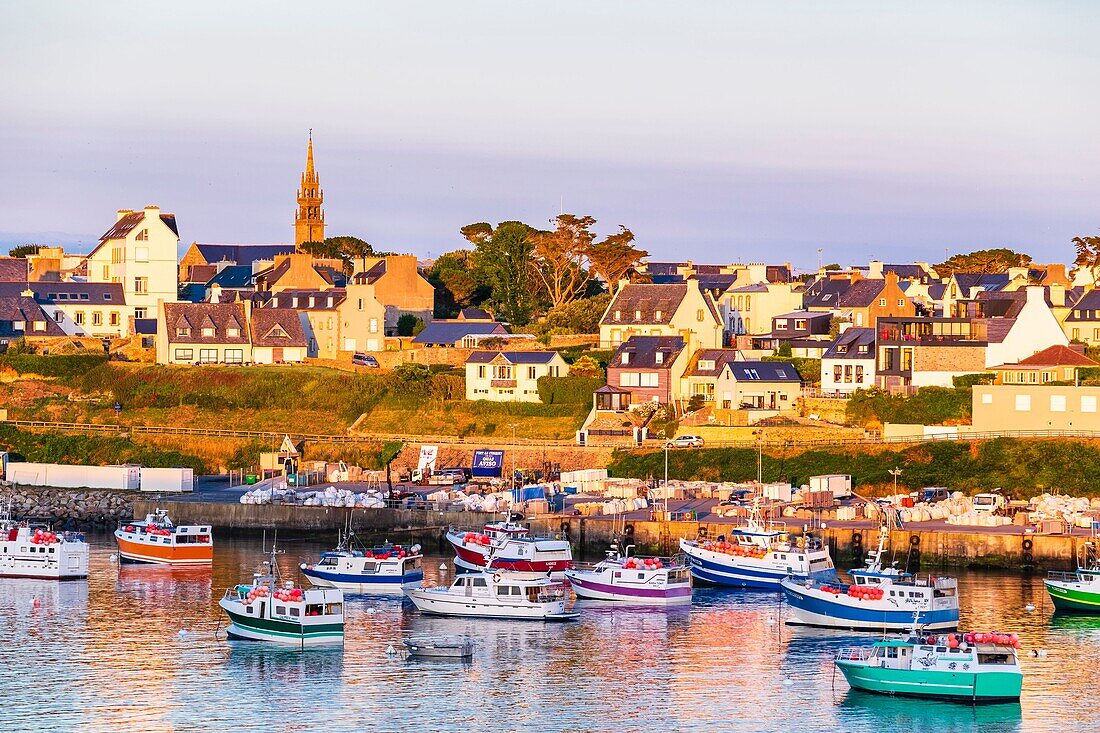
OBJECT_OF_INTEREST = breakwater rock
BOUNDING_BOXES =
[0,483,134,529]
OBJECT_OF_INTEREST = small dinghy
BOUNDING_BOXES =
[402,636,474,659]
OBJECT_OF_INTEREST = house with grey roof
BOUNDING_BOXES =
[714,359,802,415]
[606,335,690,405]
[821,327,876,395]
[250,308,308,364]
[156,301,251,365]
[413,320,511,348]
[680,348,747,403]
[0,295,65,347]
[464,350,569,402]
[0,281,130,338]
[599,281,723,350]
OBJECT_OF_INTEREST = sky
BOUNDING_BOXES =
[1,1,1097,270]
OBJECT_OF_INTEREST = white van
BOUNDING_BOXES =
[972,493,1005,514]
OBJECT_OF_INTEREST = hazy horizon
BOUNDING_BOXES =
[2,1,1097,269]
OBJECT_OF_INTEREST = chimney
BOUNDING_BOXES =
[116,209,134,221]
[868,260,884,279]
[144,205,160,220]
[1049,283,1066,307]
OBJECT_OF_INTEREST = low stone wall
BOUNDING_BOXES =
[1,484,136,529]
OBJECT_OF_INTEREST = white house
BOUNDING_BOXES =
[820,327,876,395]
[86,206,180,322]
[982,287,1069,368]
[465,351,569,402]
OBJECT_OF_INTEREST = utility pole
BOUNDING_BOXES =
[889,467,903,496]
[509,423,518,490]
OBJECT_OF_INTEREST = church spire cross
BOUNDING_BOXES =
[295,131,325,247]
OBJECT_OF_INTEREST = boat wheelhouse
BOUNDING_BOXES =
[0,508,89,580]
[1045,541,1100,613]
[446,519,572,575]
[834,628,1022,703]
[782,528,959,631]
[219,543,344,648]
[404,571,577,621]
[679,505,835,588]
[566,546,692,606]
[300,533,423,594]
[114,509,213,565]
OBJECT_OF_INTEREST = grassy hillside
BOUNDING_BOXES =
[0,424,208,473]
[608,437,1100,497]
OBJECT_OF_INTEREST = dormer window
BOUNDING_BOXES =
[655,310,663,320]
[227,327,240,338]
[621,351,630,365]
[858,344,869,353]
[201,327,215,338]
[698,359,715,371]
[837,345,848,353]
[777,321,788,330]
[655,351,665,365]
[176,327,190,337]
[292,297,299,308]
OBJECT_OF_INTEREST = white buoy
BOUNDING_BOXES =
[178,629,188,636]
[385,644,396,656]
[31,597,40,610]
[1037,649,1047,658]
[1025,604,1036,612]
[365,608,377,615]
[765,617,776,626]
[109,554,118,563]
[782,676,794,686]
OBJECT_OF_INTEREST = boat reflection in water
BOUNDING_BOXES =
[836,689,1022,729]
[225,642,346,684]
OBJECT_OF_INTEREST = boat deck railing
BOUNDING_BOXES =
[1047,570,1091,583]
[834,647,872,662]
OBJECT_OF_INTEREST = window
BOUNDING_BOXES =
[834,365,843,382]
[199,349,218,363]
[201,327,215,338]
[621,352,630,365]
[225,349,244,364]
[981,393,993,404]
[134,308,147,319]
[699,360,715,371]
[134,277,148,294]
[614,310,621,321]
[109,312,120,326]
[135,228,148,241]
[174,348,193,361]
[655,351,664,365]
[103,293,112,300]
[55,311,64,323]
[227,327,240,338]
[654,310,663,320]
[634,310,642,321]
[879,298,886,307]
[75,311,85,325]
[1073,328,1081,340]
[477,365,485,379]
[745,297,751,311]
[135,246,149,262]
[1082,396,1097,413]
[620,372,640,387]
[528,366,536,379]
[92,312,102,326]
[176,327,190,337]
[33,320,46,332]
[795,319,807,330]
[844,365,853,383]
[369,318,378,333]
[897,299,904,307]
[697,309,704,321]
[855,365,864,382]
[640,372,658,387]
[1050,395,1066,412]
[1015,394,1031,412]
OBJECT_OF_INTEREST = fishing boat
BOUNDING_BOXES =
[218,540,344,648]
[678,503,835,588]
[404,570,577,621]
[834,620,1023,703]
[0,504,89,580]
[1045,541,1100,613]
[299,529,423,594]
[114,509,213,565]
[781,525,960,631]
[565,545,692,605]
[402,636,474,659]
[446,518,572,575]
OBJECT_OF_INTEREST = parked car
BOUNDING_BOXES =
[668,435,705,448]
[913,487,950,504]
[427,467,470,486]
[352,353,379,368]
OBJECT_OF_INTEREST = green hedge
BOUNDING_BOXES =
[952,373,995,389]
[536,376,604,405]
[1,354,108,379]
[608,437,1100,496]
[846,386,971,426]
[762,356,819,385]
[0,425,206,473]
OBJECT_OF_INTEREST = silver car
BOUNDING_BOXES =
[668,435,704,448]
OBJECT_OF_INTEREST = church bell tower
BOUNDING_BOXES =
[294,131,325,247]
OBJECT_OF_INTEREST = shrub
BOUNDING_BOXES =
[536,376,604,405]
[846,386,972,426]
[568,355,603,378]
[544,294,611,334]
[397,314,425,337]
[952,373,995,389]
[1,353,107,378]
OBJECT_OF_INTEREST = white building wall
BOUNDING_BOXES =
[821,357,876,394]
[984,287,1069,368]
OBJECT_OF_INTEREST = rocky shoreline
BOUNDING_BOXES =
[0,483,134,529]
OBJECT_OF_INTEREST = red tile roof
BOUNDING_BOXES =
[1015,345,1098,368]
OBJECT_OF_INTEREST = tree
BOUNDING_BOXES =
[8,245,39,258]
[462,221,539,326]
[298,235,375,274]
[587,227,647,294]
[568,355,602,378]
[935,248,1032,274]
[544,294,612,334]
[427,250,489,317]
[396,314,425,337]
[1073,235,1100,286]
[530,214,595,309]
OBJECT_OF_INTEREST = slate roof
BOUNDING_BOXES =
[353,259,387,284]
[0,281,127,306]
[695,274,738,292]
[465,351,559,365]
[0,258,28,282]
[802,278,853,308]
[883,264,933,281]
[459,307,493,321]
[765,310,832,338]
[649,274,685,284]
[995,344,1098,369]
[250,308,308,347]
[207,265,254,289]
[413,321,509,345]
[609,336,686,370]
[262,289,346,310]
[0,296,65,337]
[184,264,218,284]
[1066,289,1100,321]
[723,360,802,382]
[193,244,295,265]
[684,348,744,377]
[602,284,688,325]
[766,265,792,283]
[837,279,887,308]
[953,273,1011,296]
[643,262,689,277]
[164,302,248,344]
[100,210,178,240]
[822,327,876,360]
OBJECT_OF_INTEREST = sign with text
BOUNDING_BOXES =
[417,445,439,473]
[470,449,505,478]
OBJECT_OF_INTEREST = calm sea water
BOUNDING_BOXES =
[1,534,1095,733]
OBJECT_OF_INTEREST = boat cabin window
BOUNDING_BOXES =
[909,592,921,598]
[325,603,342,615]
[454,577,467,587]
[319,557,337,567]
[276,605,287,615]
[362,562,378,573]
[289,607,300,617]
[886,646,899,658]
[637,572,645,579]
[935,646,947,654]
[472,578,488,587]
[49,547,55,553]
[920,646,934,652]
[977,652,1013,665]
[934,588,956,598]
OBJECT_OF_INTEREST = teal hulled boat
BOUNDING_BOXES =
[1045,541,1100,613]
[834,631,1022,704]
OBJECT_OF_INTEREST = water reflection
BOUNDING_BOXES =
[0,534,1096,732]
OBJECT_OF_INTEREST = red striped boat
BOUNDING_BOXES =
[114,509,213,565]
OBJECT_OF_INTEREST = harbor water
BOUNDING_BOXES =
[2,534,1097,732]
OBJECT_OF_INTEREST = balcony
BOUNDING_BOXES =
[491,379,516,388]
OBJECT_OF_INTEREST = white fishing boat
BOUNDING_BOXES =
[679,502,835,588]
[0,503,89,580]
[300,530,423,594]
[782,523,960,631]
[219,540,344,648]
[566,545,692,606]
[404,570,577,621]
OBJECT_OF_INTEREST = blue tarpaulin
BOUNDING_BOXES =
[471,449,505,478]
[511,485,547,503]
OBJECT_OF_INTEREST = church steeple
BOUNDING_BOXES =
[295,130,325,247]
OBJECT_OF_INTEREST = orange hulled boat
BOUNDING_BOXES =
[114,509,213,565]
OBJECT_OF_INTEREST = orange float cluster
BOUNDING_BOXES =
[957,632,1021,648]
[30,529,60,545]
[702,541,768,559]
[366,545,409,560]
[463,532,492,546]
[622,557,664,570]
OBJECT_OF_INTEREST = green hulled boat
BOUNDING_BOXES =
[834,632,1022,704]
[1045,542,1100,613]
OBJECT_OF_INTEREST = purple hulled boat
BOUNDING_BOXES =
[565,547,692,606]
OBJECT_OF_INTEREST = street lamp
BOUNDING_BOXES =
[508,423,518,489]
[888,467,903,496]
[663,440,673,518]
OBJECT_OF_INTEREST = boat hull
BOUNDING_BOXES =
[565,571,692,606]
[783,581,959,631]
[836,660,1021,703]
[1045,580,1100,613]
[0,543,89,580]
[300,565,423,594]
[115,533,213,565]
[681,544,834,588]
[219,601,344,647]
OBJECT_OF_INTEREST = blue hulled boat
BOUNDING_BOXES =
[300,531,423,594]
